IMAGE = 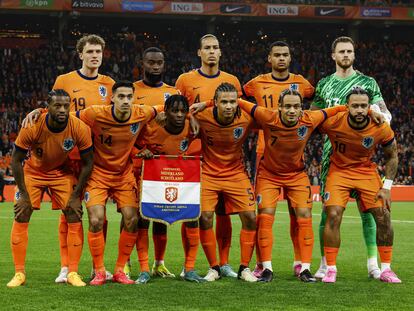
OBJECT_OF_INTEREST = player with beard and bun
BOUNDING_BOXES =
[7,90,94,287]
[127,47,180,284]
[52,34,115,283]
[176,34,242,279]
[319,87,400,283]
[311,36,392,280]
[243,41,314,278]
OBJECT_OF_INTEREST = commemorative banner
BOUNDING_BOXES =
[140,155,201,225]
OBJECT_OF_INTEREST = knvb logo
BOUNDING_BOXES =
[165,187,178,203]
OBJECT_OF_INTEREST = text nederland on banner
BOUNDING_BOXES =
[140,155,201,225]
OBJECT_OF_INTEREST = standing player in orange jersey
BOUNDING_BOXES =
[135,94,205,283]
[128,47,180,281]
[319,87,400,283]
[243,41,314,278]
[175,34,242,278]
[236,90,349,282]
[193,83,257,282]
[77,81,158,285]
[7,90,94,288]
[53,34,115,283]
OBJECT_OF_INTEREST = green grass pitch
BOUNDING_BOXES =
[0,201,413,310]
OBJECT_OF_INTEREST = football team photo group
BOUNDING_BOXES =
[5,31,403,291]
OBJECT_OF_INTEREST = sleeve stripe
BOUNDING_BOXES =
[14,144,28,153]
[382,137,395,147]
[79,145,93,155]
[321,109,328,121]
[250,105,257,119]
[76,111,80,119]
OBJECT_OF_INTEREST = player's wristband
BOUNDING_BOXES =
[382,179,393,190]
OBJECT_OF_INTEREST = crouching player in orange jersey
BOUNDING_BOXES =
[319,87,400,283]
[237,90,347,282]
[135,94,205,283]
[193,83,257,282]
[8,90,94,287]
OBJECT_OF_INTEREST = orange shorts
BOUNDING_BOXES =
[16,173,76,210]
[202,175,255,214]
[84,170,138,209]
[324,169,383,211]
[256,170,312,209]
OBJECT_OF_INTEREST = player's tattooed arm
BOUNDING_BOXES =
[375,139,398,210]
[67,149,94,219]
[11,148,33,219]
[372,100,392,124]
[383,139,398,181]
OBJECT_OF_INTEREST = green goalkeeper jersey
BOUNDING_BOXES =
[313,71,384,190]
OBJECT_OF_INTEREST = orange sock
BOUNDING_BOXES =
[297,217,314,264]
[324,247,339,266]
[11,221,29,273]
[378,246,393,263]
[184,227,199,271]
[216,214,232,266]
[136,229,149,272]
[240,229,256,267]
[290,214,301,262]
[115,230,137,272]
[153,233,167,262]
[181,223,188,254]
[67,222,83,273]
[257,214,274,262]
[88,230,105,272]
[200,228,219,267]
[58,214,69,268]
[255,216,262,263]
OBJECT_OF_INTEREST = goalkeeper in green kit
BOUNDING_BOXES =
[310,36,392,279]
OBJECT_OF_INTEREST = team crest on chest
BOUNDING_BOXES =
[15,191,21,201]
[297,126,308,140]
[63,138,75,152]
[84,192,90,203]
[290,83,299,91]
[164,93,171,101]
[233,127,244,140]
[130,123,140,135]
[180,138,189,152]
[99,85,107,98]
[362,136,374,149]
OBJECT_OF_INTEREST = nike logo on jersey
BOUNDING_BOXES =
[101,127,111,131]
[263,86,273,90]
[73,89,81,93]
[137,96,146,100]
[193,87,201,90]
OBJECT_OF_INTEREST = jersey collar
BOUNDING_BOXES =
[197,69,220,79]
[76,69,98,81]
[46,114,68,133]
[143,80,164,88]
[347,114,370,131]
[271,73,290,82]
[111,105,132,123]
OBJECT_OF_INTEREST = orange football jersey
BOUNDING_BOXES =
[175,69,242,104]
[137,119,193,155]
[133,80,180,106]
[238,99,346,176]
[53,70,115,111]
[243,73,314,154]
[76,105,157,176]
[320,111,395,179]
[14,113,92,177]
[196,107,252,180]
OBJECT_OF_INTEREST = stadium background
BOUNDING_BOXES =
[0,1,413,310]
